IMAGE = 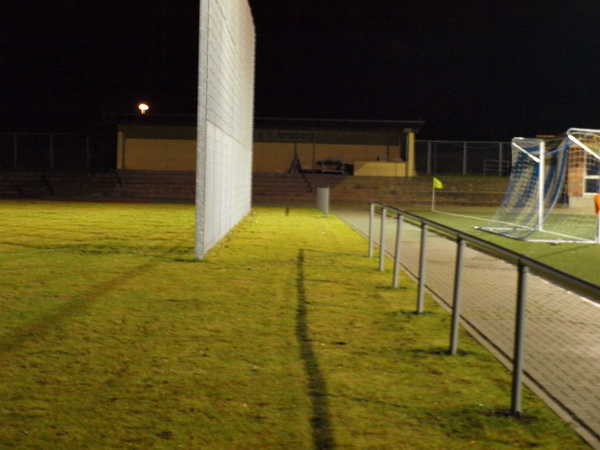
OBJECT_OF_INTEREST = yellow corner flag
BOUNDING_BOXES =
[433,177,444,189]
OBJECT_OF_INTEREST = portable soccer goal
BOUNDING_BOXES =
[478,128,600,243]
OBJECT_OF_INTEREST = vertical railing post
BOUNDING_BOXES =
[379,207,387,271]
[416,223,428,313]
[368,202,375,257]
[511,262,528,416]
[392,214,403,288]
[449,238,465,355]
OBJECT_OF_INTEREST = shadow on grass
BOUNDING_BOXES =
[296,249,336,449]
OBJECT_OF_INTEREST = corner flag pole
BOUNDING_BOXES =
[432,177,443,211]
[595,194,600,244]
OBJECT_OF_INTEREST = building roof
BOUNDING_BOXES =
[255,117,425,133]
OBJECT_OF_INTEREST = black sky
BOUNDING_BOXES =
[2,0,600,140]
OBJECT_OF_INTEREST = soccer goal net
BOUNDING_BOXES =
[478,128,600,243]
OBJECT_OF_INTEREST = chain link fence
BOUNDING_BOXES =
[0,132,116,171]
[415,140,511,176]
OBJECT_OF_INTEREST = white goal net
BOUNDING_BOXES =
[479,128,600,243]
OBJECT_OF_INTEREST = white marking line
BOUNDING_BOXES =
[540,278,600,308]
[432,210,490,222]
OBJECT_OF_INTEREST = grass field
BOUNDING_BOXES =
[0,200,589,448]
[408,208,600,286]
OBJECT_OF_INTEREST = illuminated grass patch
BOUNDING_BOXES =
[0,201,587,448]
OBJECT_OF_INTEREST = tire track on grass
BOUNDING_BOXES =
[0,239,191,357]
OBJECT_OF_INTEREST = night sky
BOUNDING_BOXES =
[2,0,600,140]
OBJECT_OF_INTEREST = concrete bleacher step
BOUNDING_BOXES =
[0,171,508,207]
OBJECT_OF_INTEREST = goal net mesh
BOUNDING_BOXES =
[479,128,600,243]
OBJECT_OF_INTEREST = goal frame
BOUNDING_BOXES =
[478,128,600,243]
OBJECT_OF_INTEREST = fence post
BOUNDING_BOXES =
[427,141,432,174]
[449,238,465,355]
[511,262,528,416]
[379,207,387,271]
[13,133,18,167]
[368,202,375,257]
[498,142,503,176]
[86,135,91,169]
[416,223,428,313]
[48,134,54,168]
[392,214,403,288]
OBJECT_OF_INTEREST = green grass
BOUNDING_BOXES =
[408,209,600,286]
[0,200,589,448]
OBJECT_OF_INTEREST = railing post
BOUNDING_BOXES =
[368,202,375,257]
[416,223,428,313]
[449,238,465,355]
[379,207,387,271]
[511,262,528,416]
[392,214,403,288]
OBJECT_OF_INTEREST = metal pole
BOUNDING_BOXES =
[13,133,18,167]
[392,214,403,288]
[511,262,528,416]
[49,134,54,169]
[538,141,545,231]
[498,142,503,176]
[463,141,468,175]
[449,238,465,355]
[86,135,91,169]
[379,207,387,271]
[368,202,375,257]
[416,224,428,313]
[427,141,432,174]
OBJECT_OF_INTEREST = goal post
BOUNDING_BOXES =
[478,128,600,243]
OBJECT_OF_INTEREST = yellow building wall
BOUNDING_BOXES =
[252,142,398,173]
[123,139,196,171]
[354,161,408,177]
[118,133,408,175]
[252,142,296,172]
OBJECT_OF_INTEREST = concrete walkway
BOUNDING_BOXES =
[332,204,600,449]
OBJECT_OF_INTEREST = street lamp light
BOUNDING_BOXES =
[138,103,149,114]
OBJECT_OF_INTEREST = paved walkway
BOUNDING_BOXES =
[332,204,600,449]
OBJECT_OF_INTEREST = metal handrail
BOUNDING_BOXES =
[370,201,600,301]
[368,200,600,417]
